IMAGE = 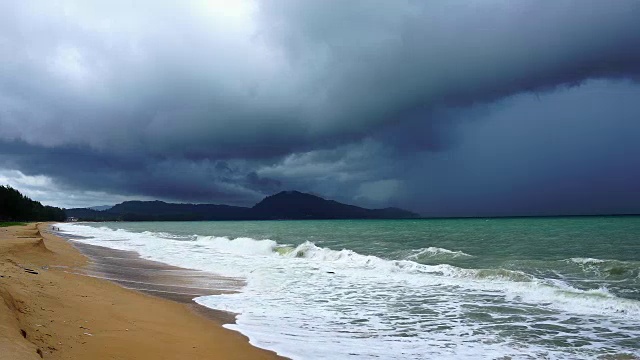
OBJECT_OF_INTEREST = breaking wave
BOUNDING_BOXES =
[406,246,473,261]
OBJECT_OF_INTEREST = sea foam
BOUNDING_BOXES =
[406,246,473,261]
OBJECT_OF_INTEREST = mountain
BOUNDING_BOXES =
[65,208,120,221]
[89,205,113,211]
[64,191,420,221]
[252,191,418,219]
[107,200,250,221]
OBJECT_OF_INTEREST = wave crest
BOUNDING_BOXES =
[569,257,607,265]
[195,235,278,256]
[406,247,472,262]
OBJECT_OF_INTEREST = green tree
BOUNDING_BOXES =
[0,185,66,222]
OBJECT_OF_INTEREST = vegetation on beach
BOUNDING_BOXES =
[0,185,66,222]
[0,222,27,227]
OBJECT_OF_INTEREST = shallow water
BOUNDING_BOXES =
[58,217,640,359]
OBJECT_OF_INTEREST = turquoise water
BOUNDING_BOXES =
[61,217,640,359]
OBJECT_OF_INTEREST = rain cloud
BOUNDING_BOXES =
[1,0,639,214]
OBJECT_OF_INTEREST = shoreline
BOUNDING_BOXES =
[0,223,285,360]
[63,237,244,324]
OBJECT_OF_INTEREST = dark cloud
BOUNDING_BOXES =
[395,80,640,216]
[251,80,640,215]
[0,141,268,206]
[258,1,640,125]
[0,1,639,213]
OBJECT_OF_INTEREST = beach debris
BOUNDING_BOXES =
[36,348,43,358]
[79,325,90,330]
[24,268,39,274]
[83,332,93,336]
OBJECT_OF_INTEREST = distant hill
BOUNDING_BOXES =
[252,191,418,220]
[89,205,113,211]
[107,200,251,221]
[64,208,120,221]
[0,185,66,222]
[65,191,419,221]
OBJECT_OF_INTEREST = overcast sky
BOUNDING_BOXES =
[1,1,639,216]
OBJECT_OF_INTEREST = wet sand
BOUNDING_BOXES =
[66,240,244,323]
[0,223,284,360]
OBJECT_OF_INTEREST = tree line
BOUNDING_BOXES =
[0,185,66,222]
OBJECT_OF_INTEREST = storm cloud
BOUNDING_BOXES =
[1,1,639,214]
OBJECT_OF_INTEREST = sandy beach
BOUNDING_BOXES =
[0,223,283,360]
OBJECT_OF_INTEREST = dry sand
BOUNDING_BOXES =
[0,223,284,360]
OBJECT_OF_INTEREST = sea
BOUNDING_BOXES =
[56,217,640,359]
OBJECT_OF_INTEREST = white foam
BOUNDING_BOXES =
[569,257,607,265]
[406,246,473,260]
[58,223,640,360]
[195,235,278,256]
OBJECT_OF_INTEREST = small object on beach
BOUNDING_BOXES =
[83,332,93,336]
[327,271,335,274]
[24,268,39,274]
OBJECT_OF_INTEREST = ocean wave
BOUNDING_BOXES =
[569,257,607,265]
[279,241,557,284]
[406,246,473,261]
[195,235,278,256]
[67,223,638,288]
[57,223,640,320]
[565,257,639,280]
[142,231,191,240]
[175,237,640,318]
